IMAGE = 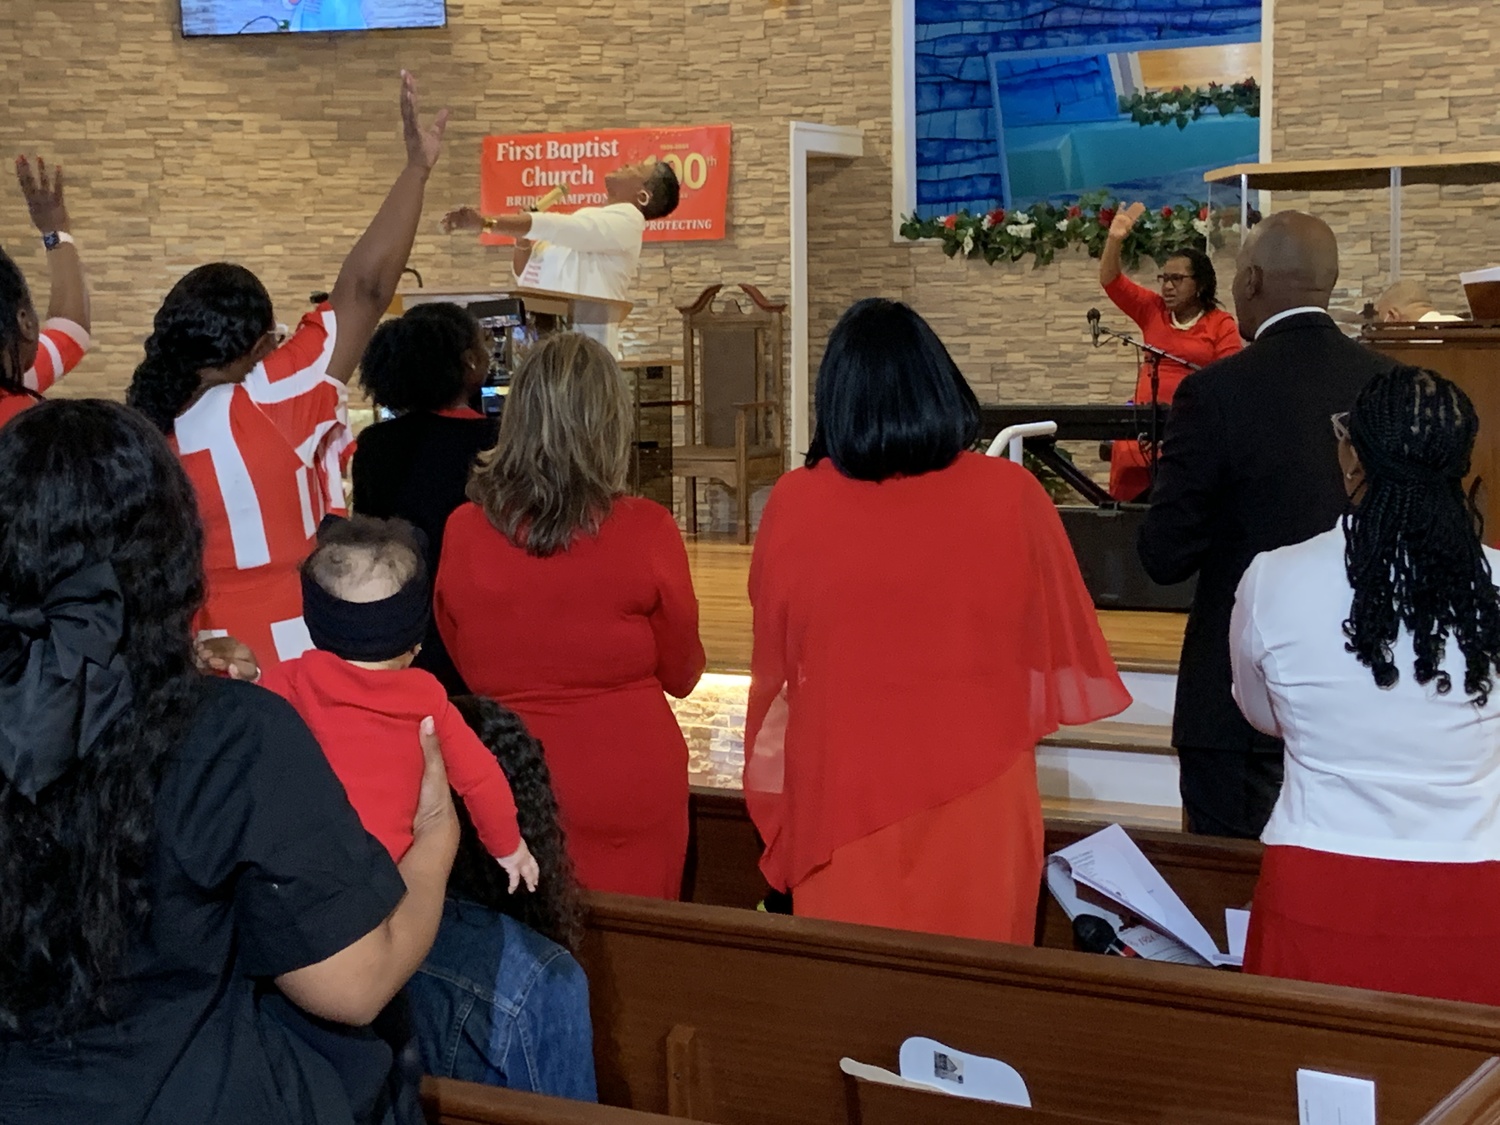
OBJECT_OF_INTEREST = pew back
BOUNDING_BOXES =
[581,894,1500,1125]
[683,787,1264,951]
[422,1078,683,1124]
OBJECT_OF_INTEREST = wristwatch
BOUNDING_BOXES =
[42,231,75,252]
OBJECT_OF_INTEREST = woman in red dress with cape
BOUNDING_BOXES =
[744,299,1131,943]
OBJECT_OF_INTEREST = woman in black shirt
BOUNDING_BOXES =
[353,302,499,693]
[0,400,458,1125]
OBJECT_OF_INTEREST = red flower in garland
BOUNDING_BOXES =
[987,207,1006,226]
[1160,206,1174,219]
[943,215,957,230]
[1198,206,1210,221]
[1067,205,1082,219]
[1097,207,1117,227]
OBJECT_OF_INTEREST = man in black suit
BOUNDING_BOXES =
[1138,212,1394,838]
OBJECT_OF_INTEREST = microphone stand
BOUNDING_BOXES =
[1093,325,1199,493]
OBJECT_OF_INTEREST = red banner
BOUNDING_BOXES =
[479,125,731,244]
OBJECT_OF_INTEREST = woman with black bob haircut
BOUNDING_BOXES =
[744,299,1130,942]
[1234,365,1500,1004]
[407,695,596,1100]
[0,399,459,1123]
[353,302,498,693]
[805,297,979,480]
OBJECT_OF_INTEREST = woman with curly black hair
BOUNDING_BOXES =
[0,400,459,1124]
[1232,364,1500,1004]
[125,72,448,675]
[352,302,498,692]
[407,695,595,1101]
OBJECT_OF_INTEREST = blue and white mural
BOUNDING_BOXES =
[915,0,1263,215]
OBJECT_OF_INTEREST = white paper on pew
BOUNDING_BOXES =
[895,1038,1031,1107]
[1051,824,1233,967]
[1044,856,1205,965]
[1223,908,1251,967]
[1297,1069,1376,1125]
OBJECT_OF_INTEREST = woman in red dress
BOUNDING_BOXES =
[435,333,706,899]
[1099,201,1243,501]
[744,299,1132,943]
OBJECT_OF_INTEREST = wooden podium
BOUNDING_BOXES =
[1363,322,1500,535]
[394,286,634,353]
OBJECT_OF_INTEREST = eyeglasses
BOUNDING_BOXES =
[1331,412,1351,442]
[1157,273,1193,286]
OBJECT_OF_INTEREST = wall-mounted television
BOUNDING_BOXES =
[181,0,446,37]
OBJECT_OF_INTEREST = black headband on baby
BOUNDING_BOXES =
[301,569,432,663]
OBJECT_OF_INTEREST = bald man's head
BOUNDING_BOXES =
[1231,211,1341,339]
[1374,279,1436,322]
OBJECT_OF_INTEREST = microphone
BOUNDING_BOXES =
[1072,914,1139,957]
[1087,307,1102,347]
[531,184,570,213]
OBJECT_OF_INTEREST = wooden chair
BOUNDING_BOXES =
[671,284,787,544]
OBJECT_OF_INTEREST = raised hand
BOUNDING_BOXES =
[16,156,69,234]
[400,70,450,174]
[1109,201,1147,241]
[440,206,485,234]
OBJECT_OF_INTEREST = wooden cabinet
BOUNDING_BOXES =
[1364,323,1500,539]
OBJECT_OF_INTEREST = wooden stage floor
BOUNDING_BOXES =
[686,539,1186,676]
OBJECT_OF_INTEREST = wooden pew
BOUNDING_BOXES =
[425,1063,1500,1125]
[684,786,1263,951]
[1418,1058,1500,1124]
[579,893,1500,1125]
[422,1078,682,1124]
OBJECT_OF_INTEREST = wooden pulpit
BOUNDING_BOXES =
[1363,322,1500,537]
[396,286,634,354]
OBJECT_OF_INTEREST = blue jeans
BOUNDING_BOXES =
[407,899,597,1101]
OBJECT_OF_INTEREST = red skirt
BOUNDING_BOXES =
[1245,845,1500,1006]
[791,751,1043,944]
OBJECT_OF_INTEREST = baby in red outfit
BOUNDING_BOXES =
[261,515,538,890]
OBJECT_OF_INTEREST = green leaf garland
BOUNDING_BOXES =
[1120,77,1261,130]
[901,191,1247,271]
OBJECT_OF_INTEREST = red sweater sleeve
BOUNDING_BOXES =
[433,509,467,672]
[1209,309,1245,361]
[1104,273,1166,330]
[436,700,522,857]
[646,506,706,698]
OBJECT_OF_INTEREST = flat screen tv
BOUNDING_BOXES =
[181,0,446,36]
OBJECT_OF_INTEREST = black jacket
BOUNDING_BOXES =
[1138,312,1395,751]
[351,409,500,695]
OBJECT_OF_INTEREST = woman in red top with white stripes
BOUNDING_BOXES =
[1099,201,1242,501]
[1,155,91,427]
[126,72,450,671]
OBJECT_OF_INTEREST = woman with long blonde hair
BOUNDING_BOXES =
[435,333,705,898]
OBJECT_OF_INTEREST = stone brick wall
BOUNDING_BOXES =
[12,0,1473,472]
[1269,0,1500,313]
[0,0,837,401]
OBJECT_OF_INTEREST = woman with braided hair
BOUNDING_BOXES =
[126,73,448,672]
[1231,364,1500,1003]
